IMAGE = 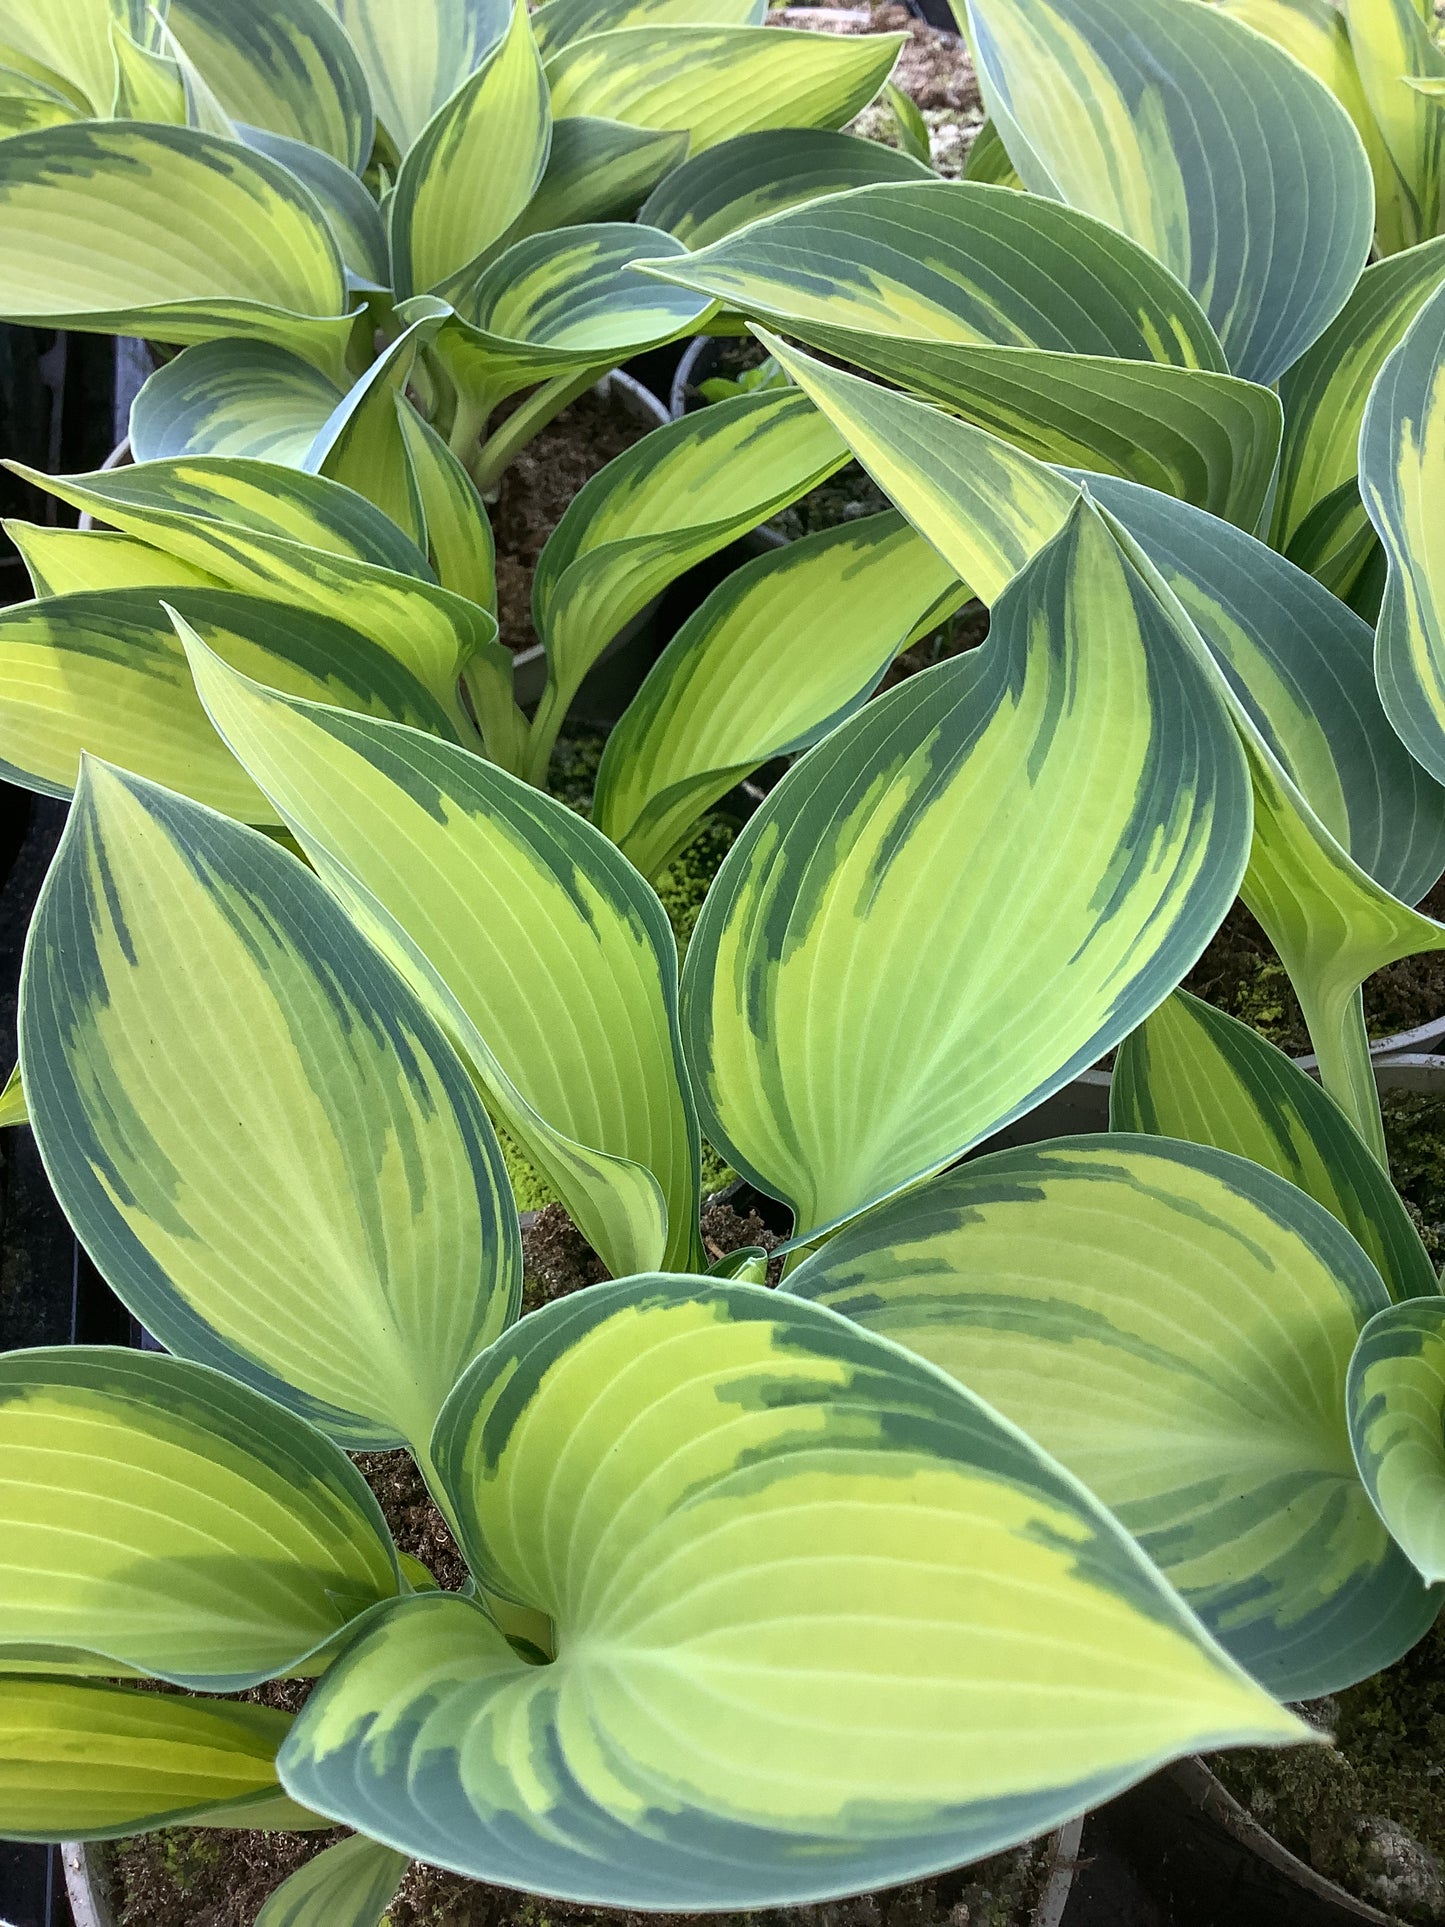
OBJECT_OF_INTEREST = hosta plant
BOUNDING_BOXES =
[0,0,912,491]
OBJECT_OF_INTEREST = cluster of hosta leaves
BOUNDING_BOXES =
[17,0,1445,1919]
[0,0,911,489]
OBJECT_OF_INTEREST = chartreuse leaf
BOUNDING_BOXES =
[524,386,849,780]
[130,340,344,465]
[108,20,186,124]
[965,0,1374,385]
[0,2,112,113]
[962,118,1021,188]
[0,586,462,820]
[534,0,763,57]
[544,24,905,154]
[0,80,83,138]
[278,1279,1304,1904]
[304,317,449,550]
[768,346,1445,1153]
[1349,1298,1445,1584]
[240,127,391,291]
[185,648,703,1279]
[638,128,933,248]
[788,1139,1438,1698]
[757,337,1076,606]
[395,406,497,611]
[1362,279,1445,788]
[390,2,550,300]
[0,1679,324,1841]
[0,123,355,377]
[1218,0,1404,257]
[1081,473,1445,1152]
[14,457,517,757]
[682,498,1250,1246]
[0,1064,23,1127]
[0,1347,400,1687]
[641,182,1280,528]
[1113,991,1439,1306]
[1345,0,1445,248]
[1275,239,1445,599]
[165,0,374,169]
[430,225,713,447]
[501,117,688,241]
[2,585,449,816]
[5,526,224,597]
[21,762,520,1454]
[594,513,964,876]
[319,0,509,156]
[254,1835,409,1927]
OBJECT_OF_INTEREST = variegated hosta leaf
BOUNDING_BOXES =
[22,761,521,1453]
[681,499,1250,1245]
[544,23,905,154]
[395,405,497,611]
[389,2,550,300]
[130,340,345,466]
[1349,1297,1445,1584]
[965,0,1374,385]
[1218,0,1405,258]
[787,1139,1437,1698]
[241,125,391,290]
[0,80,83,138]
[0,1678,324,1841]
[533,0,763,58]
[524,384,849,780]
[304,316,447,549]
[1361,278,1445,787]
[15,457,515,755]
[0,1347,400,1686]
[185,648,703,1278]
[276,1279,1303,1905]
[756,336,1076,606]
[318,0,510,155]
[500,117,688,241]
[108,20,186,124]
[593,511,964,876]
[165,0,374,169]
[638,127,933,249]
[5,525,225,598]
[1086,472,1445,1156]
[962,117,1022,188]
[0,585,462,820]
[0,0,128,114]
[0,1063,24,1127]
[1275,237,1445,600]
[254,1835,410,1927]
[1345,0,1445,249]
[430,224,714,426]
[641,182,1280,528]
[0,123,355,377]
[1113,991,1439,1306]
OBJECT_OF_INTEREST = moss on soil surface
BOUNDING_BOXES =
[1213,1610,1445,1921]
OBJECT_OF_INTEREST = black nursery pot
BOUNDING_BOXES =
[1099,1759,1397,1927]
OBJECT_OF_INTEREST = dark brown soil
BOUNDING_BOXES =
[773,4,983,176]
[352,1447,470,1592]
[1184,882,1445,1054]
[520,1201,611,1310]
[492,387,660,657]
[1213,1611,1445,1922]
[113,1826,345,1927]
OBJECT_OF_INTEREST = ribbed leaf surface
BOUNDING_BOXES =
[276,1279,1301,1905]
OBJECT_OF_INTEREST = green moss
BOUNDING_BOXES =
[654,814,738,955]
[156,1831,221,1891]
[496,1120,560,1214]
[1382,1091,1445,1269]
[1214,1610,1445,1919]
